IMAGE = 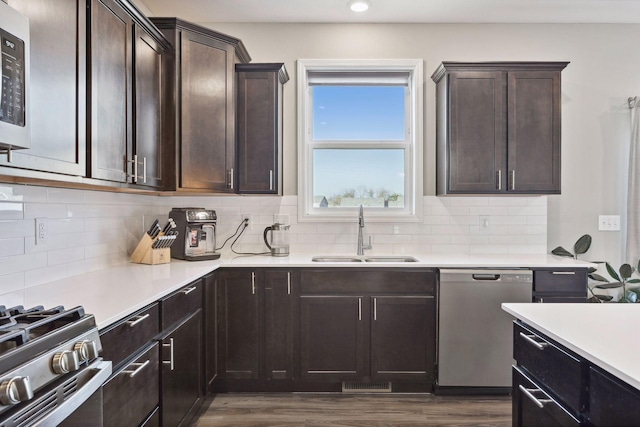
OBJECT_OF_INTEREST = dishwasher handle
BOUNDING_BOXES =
[472,274,501,281]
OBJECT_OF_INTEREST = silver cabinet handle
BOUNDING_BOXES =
[358,298,362,321]
[520,332,549,350]
[552,271,576,275]
[229,168,234,190]
[510,170,516,190]
[287,272,291,295]
[251,272,256,295]
[142,156,147,184]
[122,359,150,378]
[183,286,197,295]
[496,170,502,190]
[519,385,554,409]
[127,313,150,327]
[373,297,377,321]
[269,170,273,191]
[128,154,139,183]
[162,338,174,371]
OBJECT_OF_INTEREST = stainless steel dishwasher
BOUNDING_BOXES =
[438,269,532,393]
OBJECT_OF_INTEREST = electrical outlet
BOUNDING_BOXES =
[479,215,490,234]
[241,214,251,228]
[598,215,621,231]
[35,217,48,245]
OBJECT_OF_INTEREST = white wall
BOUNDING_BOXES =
[200,22,640,266]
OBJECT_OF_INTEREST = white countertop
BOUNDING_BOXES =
[502,303,640,391]
[23,253,591,330]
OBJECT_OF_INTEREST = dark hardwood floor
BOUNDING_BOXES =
[193,393,511,426]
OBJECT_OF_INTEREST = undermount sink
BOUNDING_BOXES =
[363,256,418,263]
[311,256,363,262]
[311,255,418,263]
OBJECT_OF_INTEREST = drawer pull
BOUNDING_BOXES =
[551,271,576,275]
[126,313,150,327]
[520,332,549,350]
[183,286,197,295]
[122,359,150,378]
[162,338,174,371]
[519,385,554,409]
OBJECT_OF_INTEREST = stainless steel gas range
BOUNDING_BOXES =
[0,305,112,427]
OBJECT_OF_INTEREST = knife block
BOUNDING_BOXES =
[131,233,171,265]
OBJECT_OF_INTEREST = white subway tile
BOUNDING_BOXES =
[412,234,450,244]
[488,197,528,207]
[0,238,24,257]
[431,225,468,235]
[432,244,470,255]
[0,185,47,203]
[374,234,412,244]
[0,220,33,238]
[25,264,69,288]
[0,272,25,293]
[24,234,69,254]
[48,247,85,266]
[47,188,85,204]
[0,202,24,220]
[423,216,450,225]
[469,206,509,216]
[0,252,47,275]
[442,197,489,207]
[24,203,68,219]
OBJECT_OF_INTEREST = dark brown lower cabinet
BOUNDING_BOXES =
[160,310,203,427]
[204,273,217,389]
[103,343,159,427]
[370,296,435,382]
[217,269,261,380]
[513,320,640,426]
[299,295,366,381]
[264,270,295,380]
[512,367,580,427]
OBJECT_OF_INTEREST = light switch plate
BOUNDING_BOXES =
[598,215,620,231]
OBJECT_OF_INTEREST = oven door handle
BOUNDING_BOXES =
[31,359,112,427]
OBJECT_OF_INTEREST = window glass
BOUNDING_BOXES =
[312,86,406,141]
[312,148,405,208]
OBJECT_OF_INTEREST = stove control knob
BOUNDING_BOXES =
[52,350,81,374]
[74,340,99,362]
[0,376,34,406]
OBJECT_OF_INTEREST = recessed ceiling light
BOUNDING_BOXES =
[348,0,370,12]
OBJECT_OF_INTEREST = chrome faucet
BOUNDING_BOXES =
[357,205,372,255]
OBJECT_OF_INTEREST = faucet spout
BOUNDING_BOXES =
[357,205,372,255]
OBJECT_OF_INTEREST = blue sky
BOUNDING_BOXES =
[312,86,406,200]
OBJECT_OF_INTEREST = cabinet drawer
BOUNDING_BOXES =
[588,366,640,426]
[514,322,583,414]
[161,279,203,329]
[533,296,586,303]
[533,269,587,293]
[300,269,436,294]
[101,303,160,368]
[513,367,580,426]
[103,342,160,427]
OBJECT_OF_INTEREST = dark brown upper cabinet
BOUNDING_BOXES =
[2,0,87,176]
[150,18,251,192]
[432,62,569,195]
[89,0,169,188]
[235,63,289,194]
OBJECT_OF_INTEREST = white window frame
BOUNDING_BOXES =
[297,59,423,222]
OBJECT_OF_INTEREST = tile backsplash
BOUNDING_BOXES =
[0,184,547,300]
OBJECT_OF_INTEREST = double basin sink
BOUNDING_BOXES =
[312,255,418,263]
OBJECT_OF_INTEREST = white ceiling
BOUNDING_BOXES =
[139,0,640,24]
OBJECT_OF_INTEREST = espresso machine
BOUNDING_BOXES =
[169,208,220,260]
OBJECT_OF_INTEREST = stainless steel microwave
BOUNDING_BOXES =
[0,0,29,151]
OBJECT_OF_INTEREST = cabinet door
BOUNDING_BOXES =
[507,71,561,193]
[370,296,435,382]
[204,273,217,389]
[236,69,279,193]
[299,295,366,381]
[447,71,505,193]
[513,367,580,427]
[103,343,159,427]
[180,31,235,191]
[89,0,132,182]
[161,311,203,427]
[588,366,640,426]
[264,270,295,379]
[133,25,164,188]
[217,270,260,379]
[4,0,86,175]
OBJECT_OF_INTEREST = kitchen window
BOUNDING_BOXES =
[297,59,423,221]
